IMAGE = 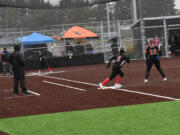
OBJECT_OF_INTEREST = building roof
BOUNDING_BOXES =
[131,15,180,28]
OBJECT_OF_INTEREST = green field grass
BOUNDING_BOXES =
[1,101,180,135]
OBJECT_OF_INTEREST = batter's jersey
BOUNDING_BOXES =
[109,54,130,68]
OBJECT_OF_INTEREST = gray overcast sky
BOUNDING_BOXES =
[45,0,180,9]
[175,0,180,9]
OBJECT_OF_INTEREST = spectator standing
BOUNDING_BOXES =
[154,35,161,48]
[1,48,13,76]
[174,34,180,48]
[75,41,84,55]
[66,42,74,55]
[86,44,94,54]
[9,45,28,95]
[109,37,119,56]
[168,36,177,56]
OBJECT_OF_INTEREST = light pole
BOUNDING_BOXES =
[132,0,137,23]
[106,3,111,38]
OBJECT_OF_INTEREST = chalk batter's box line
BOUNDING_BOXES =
[0,89,13,92]
[1,89,40,99]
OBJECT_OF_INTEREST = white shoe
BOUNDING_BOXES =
[144,79,148,83]
[50,70,52,73]
[99,83,104,90]
[163,77,167,81]
[114,84,122,89]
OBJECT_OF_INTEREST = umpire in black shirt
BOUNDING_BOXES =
[9,45,28,95]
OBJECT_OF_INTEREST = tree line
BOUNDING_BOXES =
[0,0,176,29]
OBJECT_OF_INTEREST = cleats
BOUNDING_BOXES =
[98,83,105,90]
[163,77,167,81]
[23,90,29,95]
[144,79,148,83]
[114,84,122,89]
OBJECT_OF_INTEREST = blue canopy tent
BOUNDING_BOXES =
[18,32,54,60]
[18,32,54,46]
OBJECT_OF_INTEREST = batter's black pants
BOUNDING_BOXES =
[109,65,124,81]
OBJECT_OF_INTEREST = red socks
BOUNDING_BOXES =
[48,67,51,71]
[115,76,122,84]
[102,78,110,85]
[101,76,122,86]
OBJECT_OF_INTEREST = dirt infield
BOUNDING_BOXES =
[0,57,180,118]
[0,131,10,135]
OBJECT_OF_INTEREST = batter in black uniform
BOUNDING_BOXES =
[9,45,28,95]
[144,38,167,83]
[99,47,130,89]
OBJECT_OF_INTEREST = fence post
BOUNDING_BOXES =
[140,19,146,59]
[20,27,24,57]
[117,20,121,49]
[100,21,105,63]
[163,18,168,58]
[63,24,66,57]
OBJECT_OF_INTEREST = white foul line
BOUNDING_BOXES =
[43,80,87,92]
[114,88,180,101]
[0,89,13,92]
[26,70,65,77]
[43,75,180,101]
[0,89,40,96]
[4,94,35,99]
[27,90,41,96]
[2,89,40,99]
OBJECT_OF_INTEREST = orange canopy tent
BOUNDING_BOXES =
[61,26,99,39]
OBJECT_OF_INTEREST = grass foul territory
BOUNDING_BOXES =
[1,101,180,135]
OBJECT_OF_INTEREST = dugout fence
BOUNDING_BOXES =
[1,16,180,70]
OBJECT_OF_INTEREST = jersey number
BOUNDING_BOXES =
[149,49,157,55]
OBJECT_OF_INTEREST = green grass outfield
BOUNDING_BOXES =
[1,101,180,135]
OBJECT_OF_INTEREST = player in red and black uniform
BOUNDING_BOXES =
[38,51,52,74]
[144,38,167,83]
[98,47,130,89]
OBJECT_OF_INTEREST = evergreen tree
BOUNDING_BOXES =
[114,0,132,20]
[114,0,176,20]
[0,0,176,29]
[140,0,175,18]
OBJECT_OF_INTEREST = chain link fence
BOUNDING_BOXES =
[1,17,179,64]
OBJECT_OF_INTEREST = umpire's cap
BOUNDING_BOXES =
[14,44,21,51]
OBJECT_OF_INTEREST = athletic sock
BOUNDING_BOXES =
[115,76,122,84]
[102,78,110,85]
[48,67,51,71]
